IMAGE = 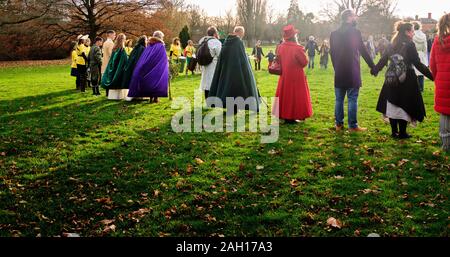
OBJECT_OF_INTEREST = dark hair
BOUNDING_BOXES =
[207,26,218,37]
[106,30,115,35]
[95,37,103,43]
[341,9,354,24]
[137,35,148,47]
[78,38,84,45]
[412,21,421,30]
[391,21,413,47]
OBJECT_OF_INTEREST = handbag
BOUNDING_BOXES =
[269,47,282,75]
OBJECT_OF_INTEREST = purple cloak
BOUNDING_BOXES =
[128,38,169,98]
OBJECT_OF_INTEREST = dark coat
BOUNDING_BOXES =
[101,48,128,90]
[208,35,260,111]
[122,43,146,89]
[305,40,319,57]
[330,24,375,88]
[374,40,434,122]
[252,46,265,59]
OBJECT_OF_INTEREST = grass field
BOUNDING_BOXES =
[0,47,448,237]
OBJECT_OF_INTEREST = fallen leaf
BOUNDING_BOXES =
[154,190,160,197]
[100,219,115,225]
[62,233,80,237]
[256,165,264,171]
[103,224,116,233]
[326,217,342,229]
[195,158,204,165]
[186,165,193,175]
[290,179,299,188]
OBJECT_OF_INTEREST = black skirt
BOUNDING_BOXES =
[376,69,426,122]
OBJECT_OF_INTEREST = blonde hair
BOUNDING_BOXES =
[438,13,450,45]
[234,26,245,34]
[113,33,126,51]
[153,31,164,40]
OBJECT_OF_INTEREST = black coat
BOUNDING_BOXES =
[330,24,375,88]
[374,40,433,122]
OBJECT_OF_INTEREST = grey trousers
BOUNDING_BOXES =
[440,114,450,152]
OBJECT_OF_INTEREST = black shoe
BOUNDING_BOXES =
[391,133,399,139]
[398,133,412,139]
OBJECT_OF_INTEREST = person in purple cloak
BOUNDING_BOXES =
[128,31,169,103]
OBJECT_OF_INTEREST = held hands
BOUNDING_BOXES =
[370,67,378,77]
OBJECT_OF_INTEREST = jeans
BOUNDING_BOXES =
[308,56,315,69]
[440,114,450,152]
[335,87,360,129]
[417,75,424,92]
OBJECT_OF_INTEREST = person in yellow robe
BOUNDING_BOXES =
[71,41,79,90]
[75,35,90,93]
[125,39,133,56]
[184,40,196,75]
[169,37,182,62]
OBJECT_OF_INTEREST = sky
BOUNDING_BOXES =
[185,0,449,20]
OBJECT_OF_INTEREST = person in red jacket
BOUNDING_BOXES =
[430,13,450,152]
[272,24,313,124]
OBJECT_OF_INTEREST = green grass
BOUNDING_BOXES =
[0,48,448,237]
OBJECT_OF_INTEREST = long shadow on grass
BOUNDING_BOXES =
[0,107,303,237]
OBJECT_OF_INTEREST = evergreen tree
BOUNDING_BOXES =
[287,0,304,26]
[179,25,191,49]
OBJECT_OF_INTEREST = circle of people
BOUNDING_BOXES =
[70,10,450,152]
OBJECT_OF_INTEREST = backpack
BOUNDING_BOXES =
[196,38,213,66]
[385,45,407,87]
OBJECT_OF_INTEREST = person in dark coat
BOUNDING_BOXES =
[319,40,330,69]
[371,21,434,139]
[252,40,265,71]
[207,26,260,114]
[330,9,375,132]
[122,35,147,92]
[305,36,319,69]
[88,37,103,96]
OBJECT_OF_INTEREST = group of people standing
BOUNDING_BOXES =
[259,9,449,151]
[69,10,450,152]
[71,30,169,102]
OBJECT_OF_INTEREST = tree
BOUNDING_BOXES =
[236,0,268,46]
[179,25,190,49]
[0,0,55,28]
[287,0,303,26]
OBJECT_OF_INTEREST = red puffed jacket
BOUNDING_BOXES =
[430,35,450,115]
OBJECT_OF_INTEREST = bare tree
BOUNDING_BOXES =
[236,0,268,46]
[0,0,56,28]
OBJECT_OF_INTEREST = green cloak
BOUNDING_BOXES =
[101,48,128,89]
[122,44,146,88]
[208,35,260,111]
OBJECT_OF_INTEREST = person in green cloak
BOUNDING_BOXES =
[207,26,260,114]
[101,33,129,100]
[122,35,148,101]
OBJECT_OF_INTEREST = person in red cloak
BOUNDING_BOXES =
[272,25,313,124]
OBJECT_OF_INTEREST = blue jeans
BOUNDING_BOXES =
[308,56,315,69]
[335,87,360,129]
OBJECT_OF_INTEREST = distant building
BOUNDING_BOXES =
[415,13,438,33]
